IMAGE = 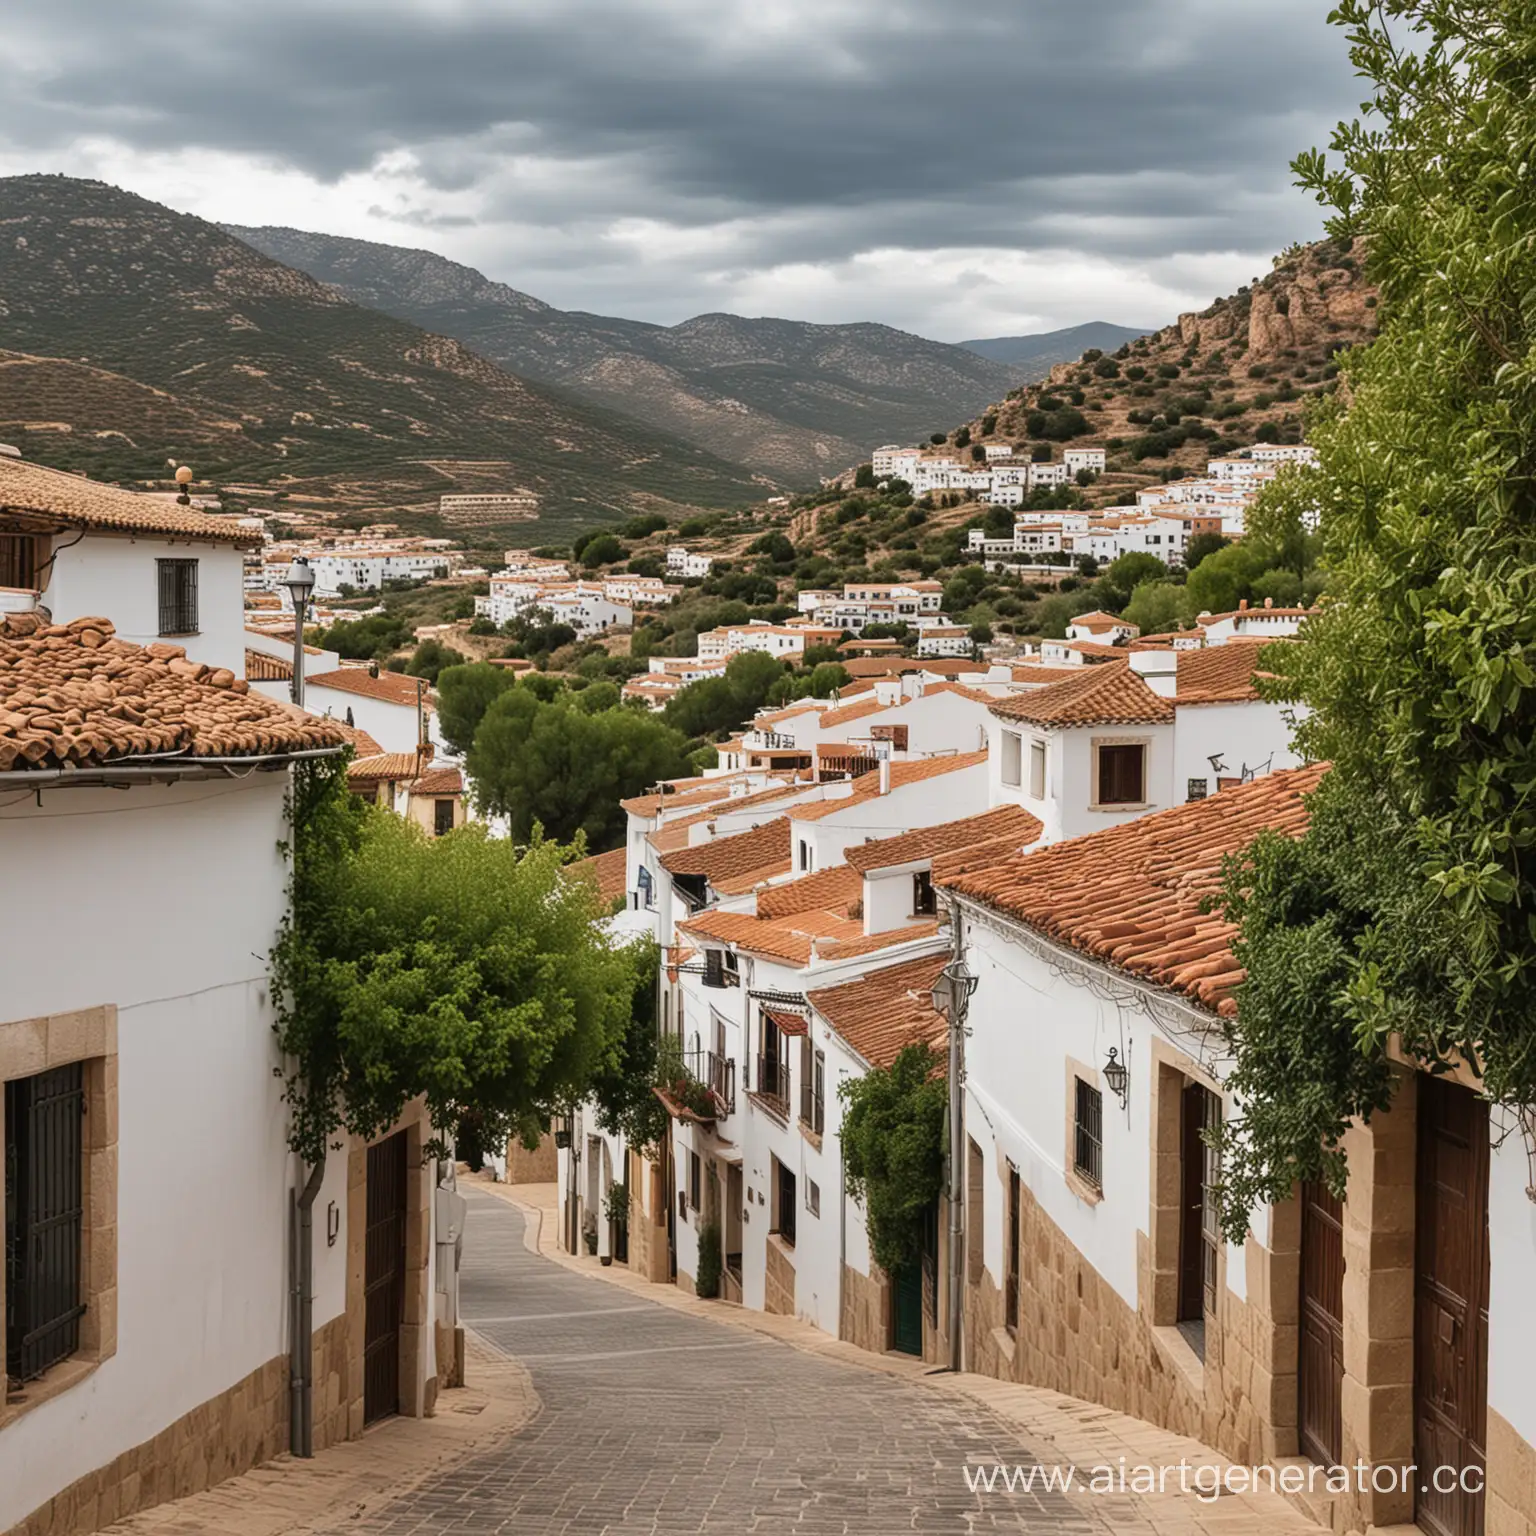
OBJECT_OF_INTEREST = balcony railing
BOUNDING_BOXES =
[754,1053,790,1115]
[745,729,798,751]
[684,1048,736,1117]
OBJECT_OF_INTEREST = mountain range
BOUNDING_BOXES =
[959,322,1153,371]
[226,224,1047,484]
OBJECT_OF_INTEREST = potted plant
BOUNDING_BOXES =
[582,1211,598,1255]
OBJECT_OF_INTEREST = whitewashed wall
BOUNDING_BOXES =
[44,535,247,673]
[305,687,422,756]
[0,775,315,1528]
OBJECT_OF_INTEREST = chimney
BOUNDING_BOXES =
[1264,596,1274,609]
[875,679,900,706]
[901,670,922,701]
[1129,648,1178,699]
[1238,599,1248,612]
[879,758,891,796]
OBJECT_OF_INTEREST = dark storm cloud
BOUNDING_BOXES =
[2,0,1358,267]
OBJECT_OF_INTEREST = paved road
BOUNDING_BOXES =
[354,1192,1100,1535]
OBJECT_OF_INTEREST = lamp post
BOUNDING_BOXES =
[931,947,977,1374]
[283,557,316,708]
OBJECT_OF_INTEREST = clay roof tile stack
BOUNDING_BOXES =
[937,763,1326,1016]
[0,611,346,771]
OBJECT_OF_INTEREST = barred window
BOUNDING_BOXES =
[1074,1077,1103,1188]
[156,558,199,635]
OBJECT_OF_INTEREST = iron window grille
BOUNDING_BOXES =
[4,1064,86,1386]
[1200,1091,1223,1318]
[1074,1078,1104,1188]
[156,558,199,636]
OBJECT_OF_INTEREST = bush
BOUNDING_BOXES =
[954,426,972,448]
[1093,356,1120,378]
[854,463,876,488]
[981,413,998,435]
[580,534,626,568]
[696,1219,723,1299]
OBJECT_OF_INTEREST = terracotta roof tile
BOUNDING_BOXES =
[845,805,1042,873]
[813,920,942,961]
[677,907,862,965]
[789,750,989,823]
[409,765,464,795]
[566,845,628,904]
[807,953,949,1068]
[245,648,293,683]
[323,720,385,757]
[938,764,1326,1016]
[660,816,791,892]
[756,863,863,919]
[307,669,433,708]
[0,612,346,771]
[0,458,258,547]
[1172,642,1286,705]
[989,661,1172,728]
[817,696,890,729]
[347,751,429,784]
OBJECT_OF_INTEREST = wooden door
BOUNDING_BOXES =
[891,1261,923,1356]
[363,1132,408,1425]
[1299,1179,1345,1465]
[1415,1077,1490,1536]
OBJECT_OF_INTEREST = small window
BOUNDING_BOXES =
[5,1065,86,1385]
[156,558,199,635]
[798,839,812,872]
[912,869,936,917]
[1001,730,1023,787]
[1096,742,1145,806]
[772,1157,796,1247]
[688,1151,701,1212]
[704,949,738,989]
[1028,739,1046,800]
[1073,1078,1103,1189]
[805,1179,821,1218]
[0,533,46,591]
[1186,778,1209,802]
[433,798,456,837]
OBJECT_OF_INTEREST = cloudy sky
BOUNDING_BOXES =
[0,0,1361,341]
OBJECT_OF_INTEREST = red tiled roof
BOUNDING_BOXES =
[566,845,628,904]
[817,696,890,730]
[813,920,942,961]
[989,661,1172,728]
[660,816,791,893]
[756,863,862,919]
[677,907,862,965]
[307,669,432,708]
[845,805,1042,873]
[1172,642,1285,705]
[808,953,949,1069]
[938,764,1327,1016]
[0,612,346,771]
[789,750,989,822]
[323,720,385,757]
[410,765,464,795]
[0,457,258,547]
[347,751,429,784]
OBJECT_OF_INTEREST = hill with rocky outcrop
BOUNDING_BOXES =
[0,175,763,538]
[914,238,1375,504]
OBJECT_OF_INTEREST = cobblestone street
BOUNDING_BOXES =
[348,1192,1100,1536]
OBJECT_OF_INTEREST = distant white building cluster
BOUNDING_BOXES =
[474,550,682,637]
[871,443,1105,504]
[963,446,1317,567]
[248,530,464,601]
[666,545,714,578]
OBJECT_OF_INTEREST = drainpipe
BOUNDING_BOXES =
[289,1154,327,1457]
[946,910,966,1375]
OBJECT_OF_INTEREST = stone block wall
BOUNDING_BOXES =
[764,1237,796,1316]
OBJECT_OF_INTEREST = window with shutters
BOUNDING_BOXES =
[156,558,199,635]
[432,799,456,837]
[1001,730,1023,787]
[1094,741,1146,806]
[4,1065,86,1386]
[0,534,46,592]
[1028,739,1047,800]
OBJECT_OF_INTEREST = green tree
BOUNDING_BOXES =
[404,639,467,684]
[436,662,520,755]
[471,695,692,848]
[270,760,641,1165]
[319,612,410,661]
[1214,1,1536,1237]
[1122,579,1185,636]
[854,463,876,488]
[839,1044,948,1274]
[1098,551,1166,612]
[580,534,626,568]
[1182,531,1231,572]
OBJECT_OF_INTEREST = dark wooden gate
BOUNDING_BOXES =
[363,1132,408,1425]
[1177,1083,1220,1356]
[1415,1077,1490,1536]
[892,1260,923,1356]
[1298,1179,1345,1465]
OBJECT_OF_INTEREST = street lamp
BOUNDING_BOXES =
[283,557,316,707]
[1103,1046,1130,1108]
[930,952,977,1375]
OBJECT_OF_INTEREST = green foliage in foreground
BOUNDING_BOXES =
[840,1044,946,1274]
[1214,0,1536,1238]
[270,759,643,1166]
